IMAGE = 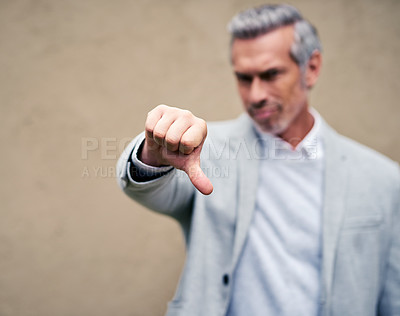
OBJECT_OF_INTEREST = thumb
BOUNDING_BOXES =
[183,163,213,195]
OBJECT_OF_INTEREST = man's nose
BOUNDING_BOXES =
[249,77,268,105]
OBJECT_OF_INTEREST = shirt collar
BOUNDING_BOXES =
[252,107,324,161]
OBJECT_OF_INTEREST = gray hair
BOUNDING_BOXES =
[227,4,322,68]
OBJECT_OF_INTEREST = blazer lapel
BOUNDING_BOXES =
[231,115,260,270]
[320,121,349,311]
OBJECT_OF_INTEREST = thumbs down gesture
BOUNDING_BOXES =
[139,104,213,195]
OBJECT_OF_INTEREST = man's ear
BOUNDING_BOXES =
[305,50,322,89]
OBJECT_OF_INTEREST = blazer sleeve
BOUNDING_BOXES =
[116,132,196,220]
[378,166,400,315]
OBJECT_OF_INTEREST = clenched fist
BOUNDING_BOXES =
[139,104,213,195]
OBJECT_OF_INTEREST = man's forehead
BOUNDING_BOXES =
[231,25,295,70]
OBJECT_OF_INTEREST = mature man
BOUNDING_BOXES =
[117,4,399,316]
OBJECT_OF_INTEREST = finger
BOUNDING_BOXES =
[145,107,164,140]
[165,118,192,152]
[183,163,213,195]
[152,114,177,146]
[179,119,207,154]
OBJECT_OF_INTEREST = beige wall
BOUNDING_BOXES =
[1,0,399,315]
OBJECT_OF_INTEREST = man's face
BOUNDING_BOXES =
[231,25,311,137]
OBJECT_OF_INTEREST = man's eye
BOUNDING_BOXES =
[236,74,253,83]
[260,69,280,81]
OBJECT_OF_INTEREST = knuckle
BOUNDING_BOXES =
[156,104,167,110]
[196,118,207,137]
[144,118,153,128]
[180,135,194,148]
[144,123,154,135]
[152,129,165,140]
[197,118,207,129]
[165,134,180,146]
[179,142,194,155]
[151,104,167,115]
[181,109,194,120]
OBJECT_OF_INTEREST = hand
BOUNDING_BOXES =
[139,104,213,195]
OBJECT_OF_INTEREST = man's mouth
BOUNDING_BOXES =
[251,106,278,120]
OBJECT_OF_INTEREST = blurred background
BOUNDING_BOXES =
[1,0,399,315]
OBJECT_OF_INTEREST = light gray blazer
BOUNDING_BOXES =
[117,114,400,316]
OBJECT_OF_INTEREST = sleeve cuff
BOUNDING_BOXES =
[127,139,174,182]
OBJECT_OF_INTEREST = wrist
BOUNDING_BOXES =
[138,140,165,167]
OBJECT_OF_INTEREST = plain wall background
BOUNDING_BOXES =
[1,0,399,315]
